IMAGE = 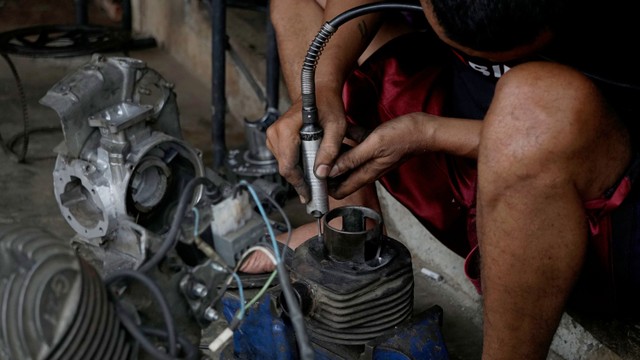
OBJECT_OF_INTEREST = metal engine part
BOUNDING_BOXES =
[40,54,205,270]
[285,206,414,345]
[0,25,129,58]
[226,117,278,178]
[225,116,289,213]
[209,190,268,267]
[0,225,134,360]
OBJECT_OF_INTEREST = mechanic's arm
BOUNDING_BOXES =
[328,113,482,199]
[267,0,384,203]
[240,113,479,273]
[240,0,386,274]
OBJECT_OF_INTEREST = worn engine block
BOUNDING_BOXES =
[40,55,205,271]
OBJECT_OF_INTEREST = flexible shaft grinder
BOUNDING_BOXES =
[299,24,334,223]
[297,3,423,221]
[300,109,329,220]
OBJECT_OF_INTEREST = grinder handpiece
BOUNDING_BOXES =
[300,106,329,221]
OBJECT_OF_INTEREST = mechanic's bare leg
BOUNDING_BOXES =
[477,62,631,359]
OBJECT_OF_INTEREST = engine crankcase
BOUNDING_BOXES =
[40,55,204,269]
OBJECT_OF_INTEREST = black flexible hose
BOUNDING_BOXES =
[114,305,179,360]
[1,53,29,162]
[105,269,179,357]
[140,327,199,360]
[139,176,217,273]
[300,3,423,123]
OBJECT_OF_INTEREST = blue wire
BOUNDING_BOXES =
[197,204,246,319]
[231,272,246,319]
[237,180,281,261]
[191,206,200,237]
[205,181,278,322]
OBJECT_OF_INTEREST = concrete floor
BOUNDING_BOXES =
[1,1,638,360]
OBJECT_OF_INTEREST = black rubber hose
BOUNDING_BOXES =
[1,53,29,163]
[141,327,199,360]
[139,176,217,273]
[300,3,423,124]
[105,269,178,357]
[114,305,179,360]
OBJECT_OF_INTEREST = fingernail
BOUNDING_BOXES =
[315,164,330,178]
[329,165,339,177]
[299,195,308,204]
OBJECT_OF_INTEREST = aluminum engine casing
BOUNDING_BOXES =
[40,55,205,270]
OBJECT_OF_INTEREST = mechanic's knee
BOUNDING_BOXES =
[488,61,604,141]
[479,61,629,198]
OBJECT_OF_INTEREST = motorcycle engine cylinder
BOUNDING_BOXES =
[285,206,414,345]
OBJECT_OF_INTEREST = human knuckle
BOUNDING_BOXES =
[279,165,294,178]
[266,125,277,138]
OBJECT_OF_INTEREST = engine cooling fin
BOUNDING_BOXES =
[286,206,415,346]
[0,225,135,360]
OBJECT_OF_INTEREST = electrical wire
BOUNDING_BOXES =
[205,253,249,322]
[6,125,61,160]
[243,270,278,312]
[190,205,250,322]
[114,305,179,360]
[1,53,28,162]
[170,205,268,354]
[233,180,312,359]
[208,246,279,353]
[192,206,201,238]
[247,183,293,260]
[217,245,276,314]
[191,207,235,275]
[197,184,283,344]
[105,269,179,357]
[207,244,279,323]
[139,176,216,273]
[272,250,312,359]
[236,180,281,261]
[140,327,199,360]
[230,271,246,320]
[238,245,279,267]
[0,53,62,163]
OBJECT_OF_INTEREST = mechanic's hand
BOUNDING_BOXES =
[266,88,347,203]
[328,113,428,199]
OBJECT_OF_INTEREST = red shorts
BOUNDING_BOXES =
[342,31,640,314]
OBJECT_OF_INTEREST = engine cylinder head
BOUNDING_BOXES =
[0,225,135,360]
